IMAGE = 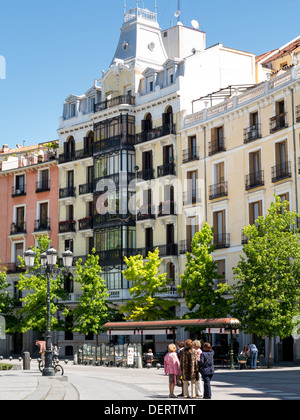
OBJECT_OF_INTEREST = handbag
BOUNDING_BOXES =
[176,375,183,387]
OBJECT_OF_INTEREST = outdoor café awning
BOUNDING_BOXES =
[104,318,240,336]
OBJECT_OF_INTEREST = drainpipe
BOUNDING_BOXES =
[290,88,298,214]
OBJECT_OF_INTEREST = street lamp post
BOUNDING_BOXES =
[24,247,73,377]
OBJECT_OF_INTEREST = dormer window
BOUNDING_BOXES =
[89,97,95,113]
[70,103,76,118]
[149,81,154,92]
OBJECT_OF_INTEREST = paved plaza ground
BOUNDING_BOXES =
[0,359,300,402]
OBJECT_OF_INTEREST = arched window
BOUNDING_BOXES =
[142,113,152,132]
[163,106,173,126]
[64,136,75,156]
[84,131,94,153]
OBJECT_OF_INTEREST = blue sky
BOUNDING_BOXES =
[0,0,299,149]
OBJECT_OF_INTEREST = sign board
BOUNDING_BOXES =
[206,328,239,335]
[0,315,5,340]
[127,346,134,366]
[108,329,176,336]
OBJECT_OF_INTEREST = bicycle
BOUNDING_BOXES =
[38,355,64,376]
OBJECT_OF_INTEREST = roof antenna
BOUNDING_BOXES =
[175,0,181,23]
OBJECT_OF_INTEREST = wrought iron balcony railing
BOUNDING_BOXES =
[34,218,50,232]
[209,182,228,200]
[59,187,76,199]
[213,233,230,249]
[182,148,200,164]
[94,95,135,113]
[208,137,226,156]
[59,220,76,233]
[36,180,50,193]
[12,185,26,197]
[10,222,26,235]
[245,170,264,190]
[243,124,262,144]
[135,124,176,145]
[269,112,288,133]
[157,163,176,177]
[271,161,291,183]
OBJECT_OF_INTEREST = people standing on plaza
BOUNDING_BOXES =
[199,342,215,400]
[176,341,185,356]
[145,349,154,365]
[248,343,258,369]
[164,343,181,399]
[180,339,199,399]
[193,340,203,398]
[35,340,46,364]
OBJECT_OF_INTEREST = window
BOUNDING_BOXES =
[186,216,199,244]
[249,201,262,225]
[216,259,226,285]
[14,243,24,266]
[279,193,290,213]
[15,174,25,194]
[65,239,74,253]
[89,97,95,112]
[145,228,153,250]
[70,103,76,118]
[149,81,154,92]
[213,210,228,248]
[39,202,49,229]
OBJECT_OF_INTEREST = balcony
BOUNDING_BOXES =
[179,240,192,254]
[135,124,176,145]
[93,134,135,154]
[78,216,93,231]
[36,179,50,193]
[245,170,264,191]
[243,124,262,144]
[271,161,291,183]
[209,182,228,200]
[269,113,288,133]
[137,168,155,181]
[213,233,230,249]
[96,249,136,266]
[59,187,76,199]
[0,263,26,274]
[182,148,200,164]
[12,185,26,198]
[137,205,156,221]
[183,189,201,205]
[158,201,175,217]
[208,137,226,156]
[10,222,26,235]
[94,95,135,113]
[58,147,93,164]
[136,244,178,258]
[94,213,135,228]
[59,220,76,234]
[34,218,51,232]
[157,163,176,178]
[79,183,93,195]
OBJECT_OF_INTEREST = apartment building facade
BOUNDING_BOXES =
[180,39,300,362]
[54,5,261,355]
[0,142,59,355]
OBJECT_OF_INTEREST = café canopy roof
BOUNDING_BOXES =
[104,318,240,332]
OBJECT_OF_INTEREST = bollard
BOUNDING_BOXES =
[23,352,30,370]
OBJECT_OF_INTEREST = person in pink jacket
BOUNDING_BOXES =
[164,343,181,398]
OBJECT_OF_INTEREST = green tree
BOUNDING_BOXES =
[67,250,109,345]
[178,223,229,319]
[12,236,68,334]
[0,266,15,332]
[229,196,300,367]
[120,248,178,321]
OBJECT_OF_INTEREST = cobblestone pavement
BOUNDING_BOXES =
[0,359,300,401]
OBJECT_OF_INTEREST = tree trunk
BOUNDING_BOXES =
[268,336,272,368]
